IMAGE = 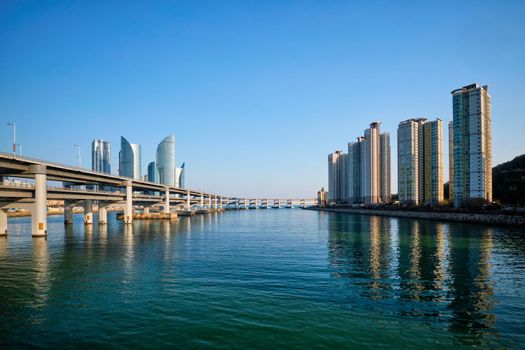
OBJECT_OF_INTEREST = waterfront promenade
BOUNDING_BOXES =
[307,206,525,227]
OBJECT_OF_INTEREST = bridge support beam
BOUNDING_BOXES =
[0,209,7,236]
[164,187,170,214]
[31,165,47,237]
[208,196,212,209]
[200,193,204,208]
[186,190,191,210]
[98,203,108,224]
[83,200,93,224]
[124,181,133,224]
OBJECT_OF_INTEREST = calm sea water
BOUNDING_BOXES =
[0,209,524,349]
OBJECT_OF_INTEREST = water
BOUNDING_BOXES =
[1,209,524,349]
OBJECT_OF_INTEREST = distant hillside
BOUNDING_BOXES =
[493,154,525,206]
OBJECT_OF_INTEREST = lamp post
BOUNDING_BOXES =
[6,122,16,156]
[74,144,81,169]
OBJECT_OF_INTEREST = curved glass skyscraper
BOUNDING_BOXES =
[156,135,175,186]
[119,136,141,180]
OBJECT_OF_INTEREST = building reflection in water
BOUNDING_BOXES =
[447,224,495,346]
[32,237,50,310]
[327,214,497,343]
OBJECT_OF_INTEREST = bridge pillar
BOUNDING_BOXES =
[31,165,47,237]
[186,190,191,210]
[208,196,212,209]
[219,197,223,210]
[98,204,108,224]
[64,200,74,224]
[200,193,204,208]
[124,181,133,224]
[83,200,93,224]
[143,207,150,214]
[213,196,217,210]
[164,187,170,214]
[0,209,7,236]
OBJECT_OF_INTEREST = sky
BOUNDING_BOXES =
[1,0,524,198]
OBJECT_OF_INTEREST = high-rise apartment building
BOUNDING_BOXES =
[451,83,492,207]
[91,139,111,174]
[345,122,391,205]
[347,137,364,203]
[397,118,443,205]
[119,136,141,180]
[380,132,391,203]
[423,119,444,205]
[156,135,175,186]
[328,150,348,203]
[448,121,454,204]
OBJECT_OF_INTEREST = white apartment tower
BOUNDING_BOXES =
[451,83,492,207]
[346,122,391,205]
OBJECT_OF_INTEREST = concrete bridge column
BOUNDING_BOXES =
[208,196,212,209]
[64,200,74,224]
[0,209,7,236]
[83,200,93,224]
[164,187,170,214]
[31,165,47,237]
[98,203,108,224]
[200,193,204,208]
[186,190,191,210]
[124,181,133,224]
[213,196,217,210]
[219,197,223,210]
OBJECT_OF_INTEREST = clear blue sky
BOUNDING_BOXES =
[1,0,524,198]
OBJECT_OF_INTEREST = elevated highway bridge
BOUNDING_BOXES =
[0,153,315,237]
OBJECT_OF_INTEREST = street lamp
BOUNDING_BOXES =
[6,122,16,156]
[74,144,81,168]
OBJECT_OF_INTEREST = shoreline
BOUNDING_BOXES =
[305,207,525,227]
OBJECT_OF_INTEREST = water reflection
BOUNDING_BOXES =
[31,237,50,309]
[328,214,498,344]
[447,224,495,346]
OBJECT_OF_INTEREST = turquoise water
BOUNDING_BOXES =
[0,209,524,349]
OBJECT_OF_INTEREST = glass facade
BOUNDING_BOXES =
[175,163,185,188]
[148,161,158,183]
[156,135,175,186]
[119,136,141,180]
[91,139,111,174]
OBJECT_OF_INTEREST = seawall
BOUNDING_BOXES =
[305,207,525,227]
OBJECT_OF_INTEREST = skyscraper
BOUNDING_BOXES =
[175,163,185,188]
[119,136,141,180]
[345,122,391,205]
[380,132,391,203]
[147,161,158,183]
[156,135,175,186]
[397,118,444,205]
[397,118,425,204]
[91,139,111,174]
[328,150,347,203]
[423,119,444,205]
[451,83,492,207]
[347,137,364,203]
[448,121,454,204]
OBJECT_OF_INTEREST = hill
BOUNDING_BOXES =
[493,154,525,206]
